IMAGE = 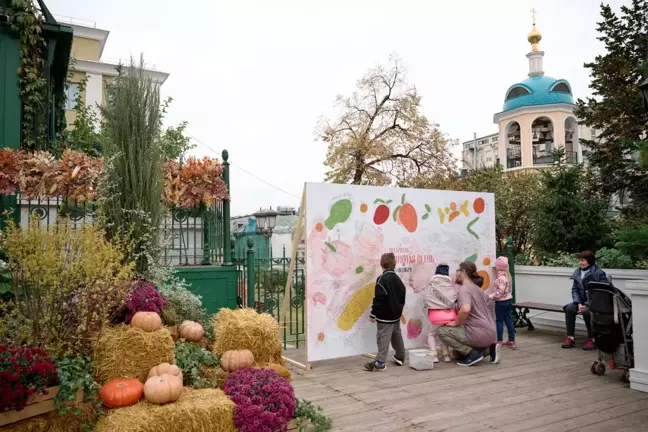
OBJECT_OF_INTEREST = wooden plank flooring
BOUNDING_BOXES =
[286,331,648,432]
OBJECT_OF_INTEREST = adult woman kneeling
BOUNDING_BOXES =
[437,262,498,366]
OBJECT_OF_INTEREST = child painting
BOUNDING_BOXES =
[489,257,516,349]
[424,264,458,362]
[364,253,407,371]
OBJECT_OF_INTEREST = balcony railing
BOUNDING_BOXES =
[533,150,578,165]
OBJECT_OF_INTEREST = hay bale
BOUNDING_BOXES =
[213,308,284,365]
[93,325,174,384]
[2,404,97,432]
[257,362,292,381]
[96,388,236,432]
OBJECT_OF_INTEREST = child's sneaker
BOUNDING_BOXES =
[443,354,451,362]
[392,355,404,366]
[489,343,501,364]
[583,338,596,351]
[364,361,386,371]
[562,337,575,348]
[502,341,517,350]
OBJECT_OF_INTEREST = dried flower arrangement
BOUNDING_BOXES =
[0,149,228,208]
[163,157,229,208]
[0,149,22,195]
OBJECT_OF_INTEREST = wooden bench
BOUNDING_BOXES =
[513,302,564,330]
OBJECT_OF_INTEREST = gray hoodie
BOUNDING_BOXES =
[424,275,458,310]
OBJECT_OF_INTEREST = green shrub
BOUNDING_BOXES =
[595,247,635,269]
[540,251,579,268]
[616,225,648,261]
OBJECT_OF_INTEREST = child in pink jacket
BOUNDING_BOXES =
[424,264,458,362]
[489,257,516,349]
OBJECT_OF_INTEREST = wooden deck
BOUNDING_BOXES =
[286,331,648,432]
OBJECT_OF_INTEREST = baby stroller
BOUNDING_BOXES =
[586,281,633,383]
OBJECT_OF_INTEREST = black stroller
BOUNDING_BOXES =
[586,281,633,383]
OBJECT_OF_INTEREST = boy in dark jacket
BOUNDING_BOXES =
[365,253,407,371]
[562,250,608,350]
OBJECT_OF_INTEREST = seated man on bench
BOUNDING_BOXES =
[562,250,607,350]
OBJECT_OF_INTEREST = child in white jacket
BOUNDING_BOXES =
[424,264,458,362]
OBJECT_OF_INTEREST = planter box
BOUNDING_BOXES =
[0,386,82,427]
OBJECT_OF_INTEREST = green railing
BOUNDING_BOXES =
[234,237,306,349]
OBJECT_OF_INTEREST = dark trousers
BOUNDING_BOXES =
[495,299,515,342]
[564,303,592,338]
[376,321,406,363]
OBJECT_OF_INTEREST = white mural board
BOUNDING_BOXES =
[305,182,496,362]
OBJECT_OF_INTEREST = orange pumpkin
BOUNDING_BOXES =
[143,374,184,405]
[99,378,144,408]
[131,312,163,332]
[220,349,255,372]
[148,363,183,382]
[178,320,205,342]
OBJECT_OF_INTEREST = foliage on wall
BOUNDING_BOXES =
[7,0,48,148]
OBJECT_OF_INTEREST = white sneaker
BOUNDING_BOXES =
[443,355,451,362]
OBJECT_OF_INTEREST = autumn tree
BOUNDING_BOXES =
[412,166,543,254]
[319,55,456,186]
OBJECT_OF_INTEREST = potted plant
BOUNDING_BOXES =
[0,345,59,426]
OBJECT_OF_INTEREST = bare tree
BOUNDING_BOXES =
[318,54,456,186]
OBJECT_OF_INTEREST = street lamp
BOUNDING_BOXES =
[253,207,279,260]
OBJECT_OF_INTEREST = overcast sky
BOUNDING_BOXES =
[47,0,627,216]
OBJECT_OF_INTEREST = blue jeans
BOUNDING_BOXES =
[495,299,515,342]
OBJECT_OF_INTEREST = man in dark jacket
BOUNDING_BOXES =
[562,250,608,350]
[364,253,407,371]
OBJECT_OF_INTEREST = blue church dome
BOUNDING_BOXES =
[502,75,574,112]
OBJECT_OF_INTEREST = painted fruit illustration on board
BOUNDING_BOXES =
[407,318,422,339]
[354,222,384,261]
[325,198,353,230]
[322,240,353,277]
[393,194,418,233]
[372,198,392,225]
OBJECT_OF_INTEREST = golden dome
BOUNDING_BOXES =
[527,24,542,51]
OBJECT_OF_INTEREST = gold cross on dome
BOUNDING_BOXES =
[531,8,537,25]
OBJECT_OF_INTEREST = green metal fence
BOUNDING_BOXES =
[234,237,306,349]
[161,202,226,266]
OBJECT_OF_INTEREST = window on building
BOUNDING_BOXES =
[590,129,597,139]
[65,83,80,110]
[491,136,499,142]
[550,82,572,94]
[505,86,531,101]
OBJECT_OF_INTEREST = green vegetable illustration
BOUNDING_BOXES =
[465,253,478,263]
[324,198,352,230]
[467,217,480,239]
[355,266,364,274]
